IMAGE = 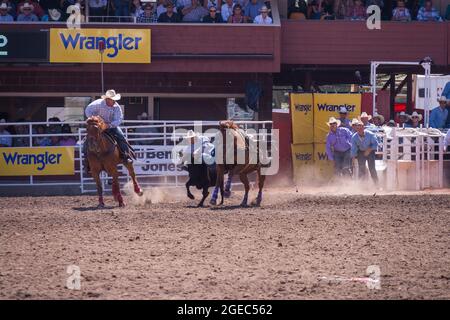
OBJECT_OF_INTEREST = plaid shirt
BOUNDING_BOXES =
[85,99,123,128]
[137,12,158,23]
[416,6,443,21]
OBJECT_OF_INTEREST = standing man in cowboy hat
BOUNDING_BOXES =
[83,89,133,173]
[338,106,352,130]
[351,119,379,185]
[372,113,385,127]
[359,112,375,128]
[325,116,353,176]
[408,111,423,128]
[429,96,449,129]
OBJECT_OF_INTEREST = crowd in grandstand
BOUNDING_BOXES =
[0,0,274,24]
[288,0,449,21]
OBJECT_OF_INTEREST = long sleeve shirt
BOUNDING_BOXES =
[325,127,352,160]
[85,99,123,128]
[442,82,450,100]
[429,107,448,129]
[416,6,443,21]
[351,130,379,157]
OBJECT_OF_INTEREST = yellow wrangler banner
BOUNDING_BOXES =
[313,143,334,179]
[50,28,151,63]
[0,147,75,176]
[313,93,361,143]
[290,93,314,144]
[291,143,314,182]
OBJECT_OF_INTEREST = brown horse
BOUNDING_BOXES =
[86,116,143,207]
[214,120,266,207]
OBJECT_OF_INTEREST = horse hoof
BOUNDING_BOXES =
[138,190,144,197]
[197,203,204,208]
[240,203,248,208]
[209,199,217,206]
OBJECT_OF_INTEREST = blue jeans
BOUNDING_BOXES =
[333,149,352,176]
[356,150,379,185]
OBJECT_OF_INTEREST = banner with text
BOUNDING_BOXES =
[290,93,314,144]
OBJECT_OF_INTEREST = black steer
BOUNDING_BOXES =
[182,162,217,207]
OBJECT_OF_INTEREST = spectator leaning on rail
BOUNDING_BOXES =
[1,0,16,19]
[338,106,352,130]
[253,5,271,24]
[407,111,422,128]
[417,0,443,21]
[157,0,178,18]
[158,1,181,22]
[325,117,353,177]
[397,111,410,127]
[351,119,379,185]
[392,0,411,22]
[429,96,449,129]
[0,119,12,148]
[84,90,134,173]
[202,5,223,22]
[0,3,13,21]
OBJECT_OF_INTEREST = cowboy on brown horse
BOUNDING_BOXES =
[84,90,143,207]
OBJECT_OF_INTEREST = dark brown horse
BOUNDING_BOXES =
[86,116,143,207]
[214,120,266,207]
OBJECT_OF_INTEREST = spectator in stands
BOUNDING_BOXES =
[244,0,262,21]
[253,5,271,23]
[416,0,442,21]
[33,125,51,146]
[157,0,178,18]
[392,0,411,21]
[182,0,208,22]
[397,111,410,127]
[334,0,353,19]
[320,0,335,20]
[0,2,13,21]
[158,1,181,22]
[372,113,385,127]
[221,0,234,21]
[338,106,352,129]
[228,4,248,22]
[347,0,366,20]
[205,0,223,10]
[17,1,44,18]
[386,119,396,127]
[113,0,129,18]
[89,0,107,17]
[351,119,379,185]
[48,116,62,134]
[50,135,60,146]
[13,121,30,147]
[325,117,353,176]
[1,0,16,20]
[429,96,448,128]
[0,119,12,147]
[408,111,422,128]
[202,5,223,22]
[130,0,143,18]
[59,124,76,146]
[137,2,157,23]
[307,0,323,19]
[288,0,307,19]
[17,2,39,21]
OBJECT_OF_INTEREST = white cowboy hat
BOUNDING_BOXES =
[351,118,363,126]
[184,130,197,139]
[0,118,6,123]
[101,89,121,101]
[358,112,372,120]
[139,112,148,119]
[372,113,385,123]
[398,111,410,120]
[338,106,348,114]
[0,3,9,10]
[437,96,447,102]
[20,2,34,12]
[410,111,423,121]
[326,117,341,127]
[48,8,61,21]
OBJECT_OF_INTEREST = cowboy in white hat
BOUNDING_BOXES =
[372,113,385,127]
[429,96,449,129]
[253,5,272,24]
[397,111,410,127]
[351,119,379,185]
[408,111,423,128]
[350,118,361,133]
[84,90,133,173]
[17,2,38,22]
[325,117,353,177]
[337,106,352,129]
[0,3,13,22]
[358,112,375,128]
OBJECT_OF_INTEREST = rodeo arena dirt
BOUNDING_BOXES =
[1,1,450,307]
